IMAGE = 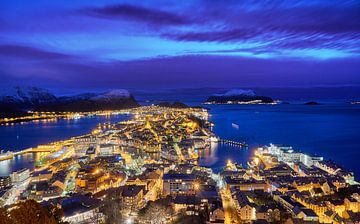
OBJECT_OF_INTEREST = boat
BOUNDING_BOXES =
[0,150,14,161]
[232,123,239,129]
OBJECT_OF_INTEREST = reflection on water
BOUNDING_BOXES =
[0,114,130,176]
[198,142,252,172]
[1,103,360,177]
[0,153,36,176]
[202,103,360,176]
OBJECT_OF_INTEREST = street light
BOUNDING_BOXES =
[194,183,200,190]
[126,217,133,224]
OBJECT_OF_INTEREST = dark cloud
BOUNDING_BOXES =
[0,45,73,60]
[83,4,191,26]
[0,1,360,89]
[1,55,359,89]
[164,28,264,42]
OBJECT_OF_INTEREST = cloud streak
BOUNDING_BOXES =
[0,45,73,60]
[0,0,359,89]
[83,4,191,26]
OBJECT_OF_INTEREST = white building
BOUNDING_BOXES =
[267,144,323,167]
[96,144,116,156]
[300,154,323,167]
[10,168,30,184]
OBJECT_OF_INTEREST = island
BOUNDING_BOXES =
[155,101,189,108]
[204,89,275,104]
[304,101,321,105]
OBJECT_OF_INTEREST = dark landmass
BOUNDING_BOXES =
[205,89,274,104]
[304,101,320,105]
[0,87,139,118]
[35,95,139,112]
[206,94,274,104]
[0,104,28,118]
[156,102,189,108]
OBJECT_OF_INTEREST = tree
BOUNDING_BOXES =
[48,203,67,224]
[9,200,58,224]
[0,207,12,224]
[138,197,174,224]
[100,188,125,224]
[174,214,203,224]
[0,200,67,224]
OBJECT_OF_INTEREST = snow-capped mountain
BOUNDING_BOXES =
[0,86,57,105]
[205,88,274,104]
[0,87,139,117]
[90,89,131,101]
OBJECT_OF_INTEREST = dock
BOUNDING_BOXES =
[219,139,248,148]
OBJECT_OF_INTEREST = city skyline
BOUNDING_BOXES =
[1,0,360,90]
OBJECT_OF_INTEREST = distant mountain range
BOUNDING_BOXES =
[205,89,274,104]
[0,87,139,117]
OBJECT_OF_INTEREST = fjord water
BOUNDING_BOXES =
[0,114,130,176]
[198,103,360,175]
[135,89,360,175]
[1,95,360,178]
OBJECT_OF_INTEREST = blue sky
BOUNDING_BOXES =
[0,0,360,90]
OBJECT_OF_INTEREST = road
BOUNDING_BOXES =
[220,189,240,224]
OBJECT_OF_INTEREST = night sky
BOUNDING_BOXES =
[1,0,360,91]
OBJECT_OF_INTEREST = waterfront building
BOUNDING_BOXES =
[266,144,323,167]
[10,168,30,184]
[300,154,323,167]
[97,143,116,156]
[315,160,355,182]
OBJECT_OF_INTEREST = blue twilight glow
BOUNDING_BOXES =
[0,0,359,89]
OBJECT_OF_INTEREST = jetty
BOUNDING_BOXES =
[219,139,248,148]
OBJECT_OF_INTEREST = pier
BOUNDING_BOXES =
[219,139,248,148]
[0,148,57,161]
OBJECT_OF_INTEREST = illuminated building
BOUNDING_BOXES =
[163,173,196,196]
[121,185,145,209]
[10,168,30,184]
[97,143,116,156]
[0,176,11,189]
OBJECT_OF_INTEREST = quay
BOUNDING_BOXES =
[0,138,73,161]
[0,147,56,161]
